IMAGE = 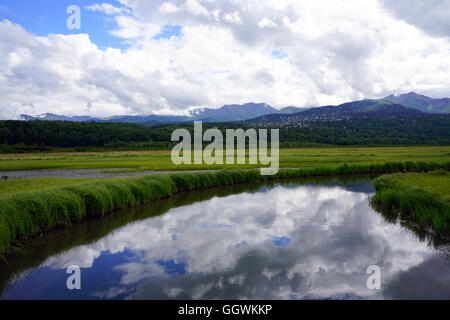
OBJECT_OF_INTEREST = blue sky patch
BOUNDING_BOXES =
[154,25,182,40]
[156,259,187,276]
[0,0,131,49]
[273,237,291,247]
[271,50,288,59]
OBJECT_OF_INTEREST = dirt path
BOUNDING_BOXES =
[0,169,220,180]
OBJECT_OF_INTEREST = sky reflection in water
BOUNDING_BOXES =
[2,181,450,300]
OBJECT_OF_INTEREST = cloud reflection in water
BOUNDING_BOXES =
[5,181,450,300]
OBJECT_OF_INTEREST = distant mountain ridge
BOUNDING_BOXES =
[20,102,277,124]
[384,92,450,113]
[20,113,101,122]
[193,103,276,122]
[19,92,450,124]
[277,106,312,114]
[248,99,425,124]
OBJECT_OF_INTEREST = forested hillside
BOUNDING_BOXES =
[1,114,450,152]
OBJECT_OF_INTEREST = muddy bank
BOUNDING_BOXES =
[0,169,218,180]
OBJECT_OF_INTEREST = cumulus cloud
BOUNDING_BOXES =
[380,0,450,39]
[1,0,450,118]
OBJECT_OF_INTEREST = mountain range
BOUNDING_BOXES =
[384,92,450,113]
[249,99,424,124]
[19,92,449,124]
[20,102,277,124]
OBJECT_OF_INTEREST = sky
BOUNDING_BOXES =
[0,0,450,119]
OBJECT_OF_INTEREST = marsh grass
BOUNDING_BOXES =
[1,161,450,255]
[1,146,450,171]
[0,178,92,196]
[371,170,450,234]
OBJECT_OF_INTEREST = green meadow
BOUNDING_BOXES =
[1,146,449,171]
[0,178,93,197]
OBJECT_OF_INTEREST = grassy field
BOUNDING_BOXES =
[0,146,449,171]
[0,178,93,197]
[383,172,450,199]
[372,171,450,233]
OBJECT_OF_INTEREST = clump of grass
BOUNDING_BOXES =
[371,171,450,234]
[1,161,449,255]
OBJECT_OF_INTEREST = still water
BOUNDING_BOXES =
[1,179,449,300]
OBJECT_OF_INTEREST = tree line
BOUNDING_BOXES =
[0,115,450,152]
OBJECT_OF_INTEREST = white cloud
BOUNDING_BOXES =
[159,2,180,14]
[380,0,450,39]
[185,0,210,17]
[258,17,278,29]
[109,15,160,39]
[85,3,129,15]
[223,11,242,25]
[1,0,450,118]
